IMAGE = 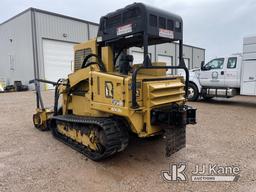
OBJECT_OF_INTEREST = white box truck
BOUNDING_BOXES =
[186,35,256,101]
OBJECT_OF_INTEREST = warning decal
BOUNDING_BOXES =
[117,24,132,36]
[159,28,174,39]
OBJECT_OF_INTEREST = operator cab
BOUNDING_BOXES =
[77,3,189,108]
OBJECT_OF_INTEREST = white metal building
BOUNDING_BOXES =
[0,8,98,89]
[0,8,205,89]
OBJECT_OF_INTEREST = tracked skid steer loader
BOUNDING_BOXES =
[30,3,196,161]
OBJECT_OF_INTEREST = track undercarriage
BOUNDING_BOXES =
[48,115,129,161]
[49,115,129,160]
[33,112,190,160]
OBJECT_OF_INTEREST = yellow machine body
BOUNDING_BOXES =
[32,3,196,160]
[59,39,186,137]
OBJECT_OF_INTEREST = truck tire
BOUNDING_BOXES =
[188,82,199,101]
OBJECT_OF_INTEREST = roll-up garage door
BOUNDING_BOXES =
[43,39,75,89]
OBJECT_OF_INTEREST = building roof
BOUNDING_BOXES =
[180,42,205,51]
[0,7,99,26]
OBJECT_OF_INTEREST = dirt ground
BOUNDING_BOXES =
[0,91,256,192]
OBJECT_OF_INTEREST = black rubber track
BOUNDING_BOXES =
[50,115,129,161]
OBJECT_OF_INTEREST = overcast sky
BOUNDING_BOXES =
[1,0,256,60]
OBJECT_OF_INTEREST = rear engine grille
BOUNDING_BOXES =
[145,79,185,107]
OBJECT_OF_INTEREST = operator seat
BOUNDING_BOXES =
[119,51,134,75]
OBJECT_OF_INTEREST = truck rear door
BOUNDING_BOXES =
[224,57,240,88]
[240,60,256,95]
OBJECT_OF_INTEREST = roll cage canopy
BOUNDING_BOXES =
[96,3,188,106]
[97,2,183,50]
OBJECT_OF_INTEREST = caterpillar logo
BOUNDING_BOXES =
[105,81,113,98]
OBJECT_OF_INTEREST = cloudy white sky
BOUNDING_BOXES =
[1,0,256,60]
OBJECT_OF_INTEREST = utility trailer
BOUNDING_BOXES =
[186,35,256,101]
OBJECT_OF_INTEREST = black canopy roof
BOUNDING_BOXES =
[97,2,183,49]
